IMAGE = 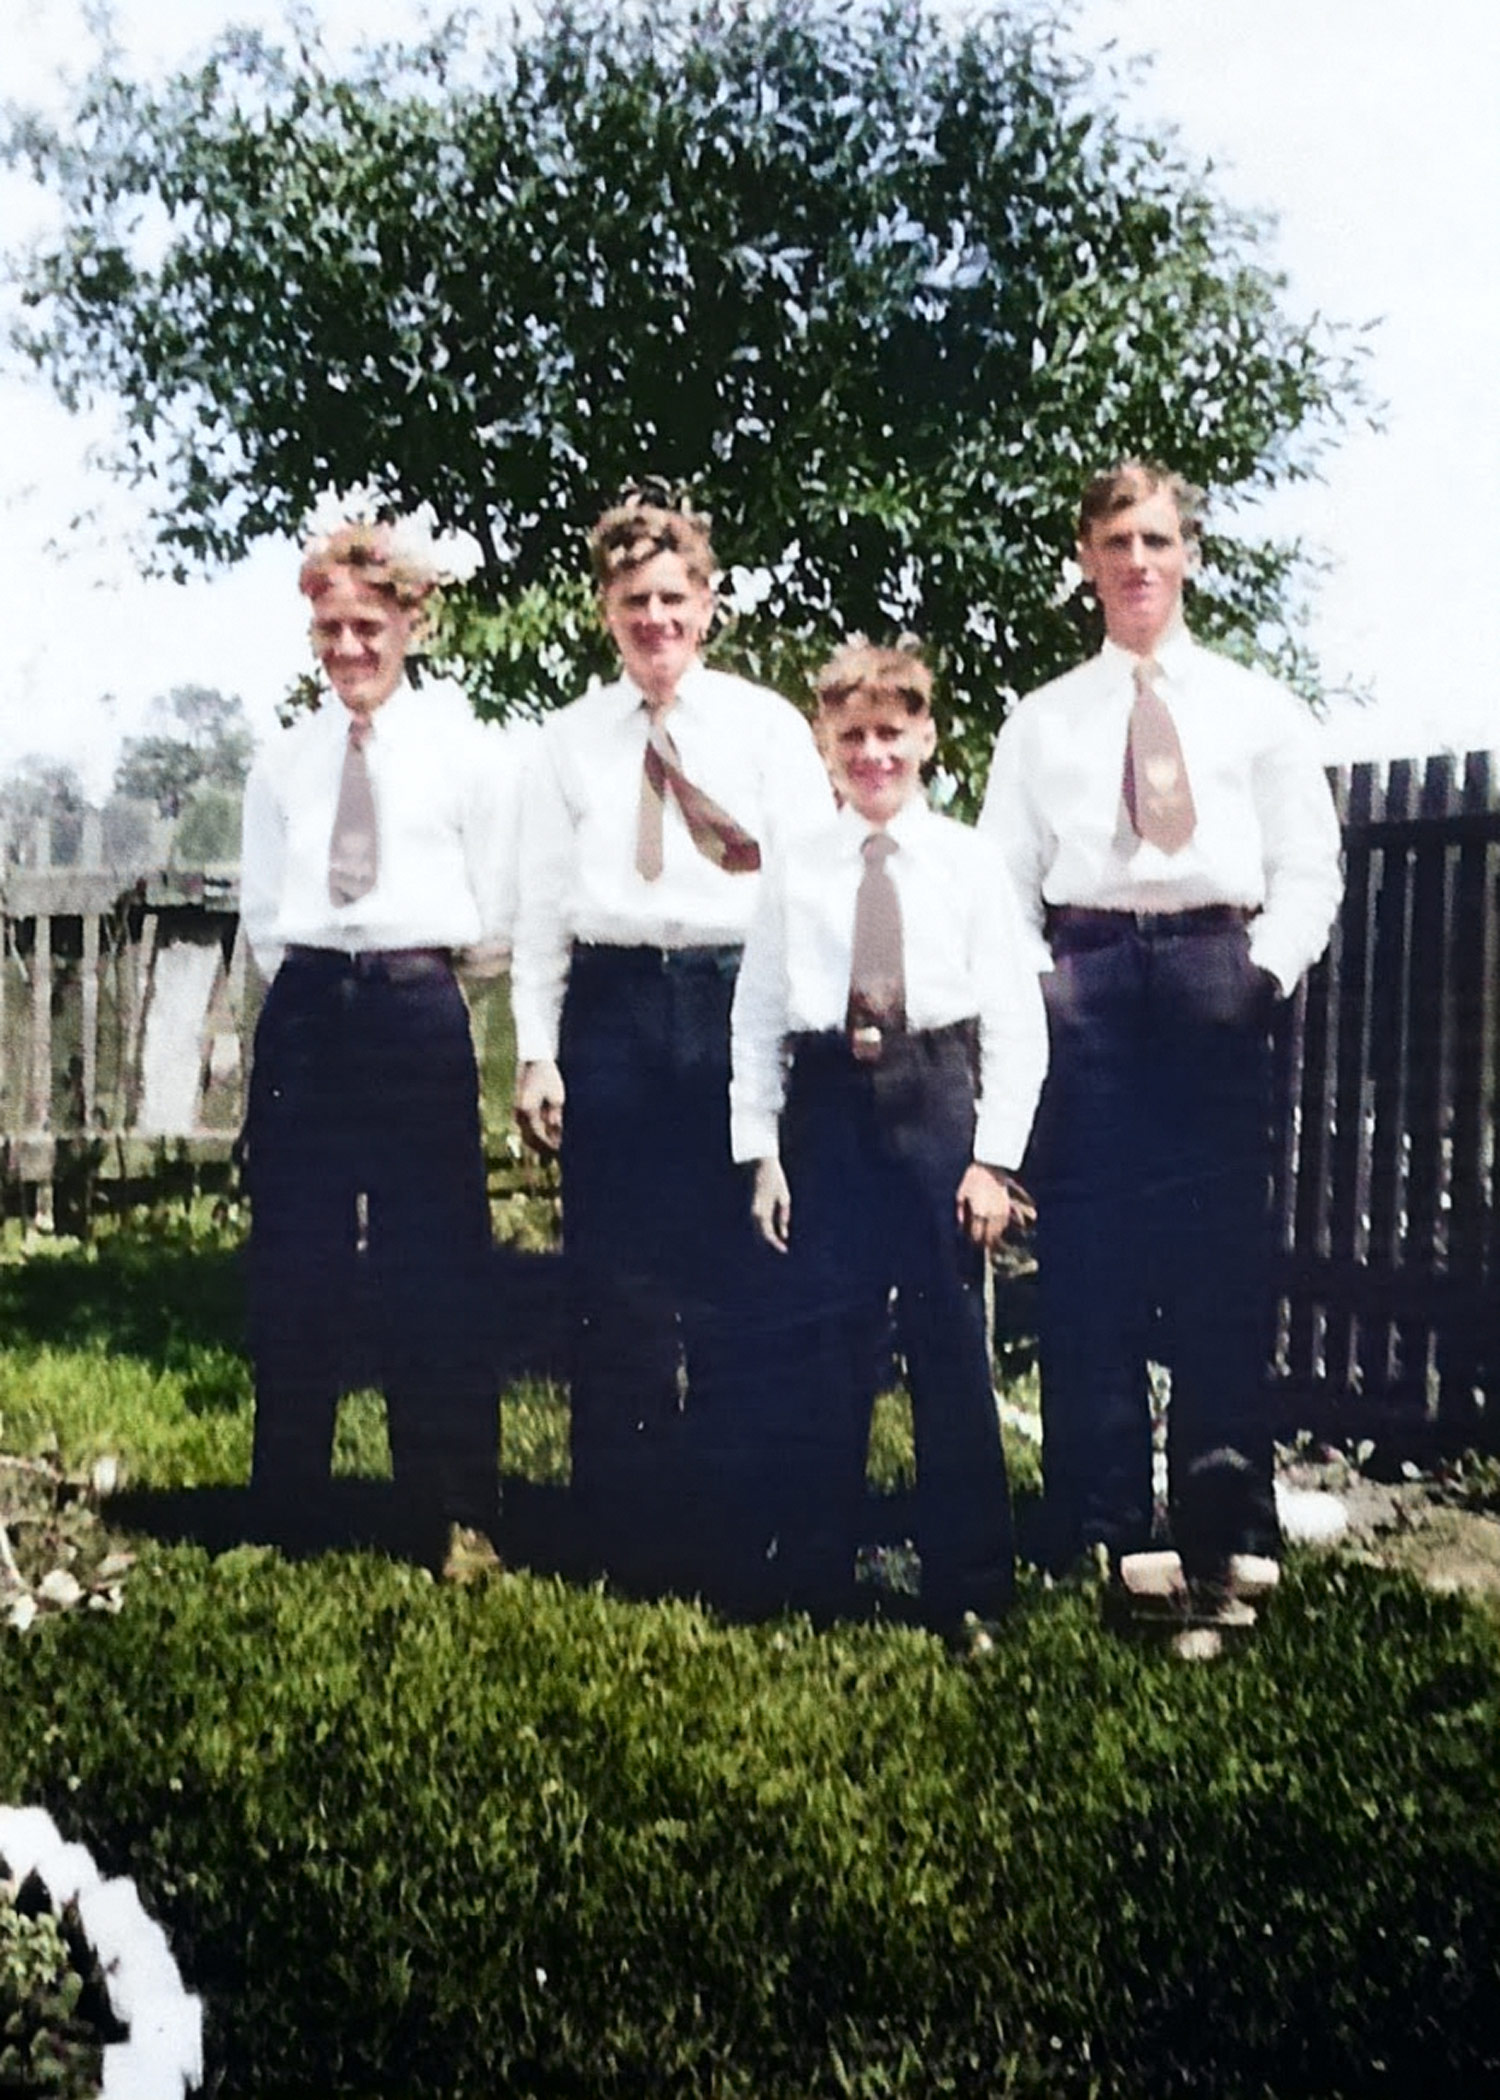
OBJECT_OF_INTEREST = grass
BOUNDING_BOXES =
[3,1211,1499,2096]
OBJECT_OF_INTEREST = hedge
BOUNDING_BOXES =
[2,1545,1498,2098]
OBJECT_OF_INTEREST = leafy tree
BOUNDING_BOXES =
[170,786,242,864]
[3,0,1368,799]
[113,685,253,817]
[0,757,88,865]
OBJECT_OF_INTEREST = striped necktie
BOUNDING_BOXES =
[635,719,761,880]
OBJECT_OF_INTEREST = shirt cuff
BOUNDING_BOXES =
[974,1101,1038,1176]
[1245,928,1296,999]
[730,1106,780,1165]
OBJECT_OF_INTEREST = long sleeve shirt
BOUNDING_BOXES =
[730,797,1049,1171]
[510,660,834,1063]
[977,631,1344,994]
[239,676,528,979]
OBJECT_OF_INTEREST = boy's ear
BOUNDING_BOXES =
[918,714,938,763]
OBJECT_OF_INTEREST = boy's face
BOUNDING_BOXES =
[1077,484,1197,657]
[821,689,936,827]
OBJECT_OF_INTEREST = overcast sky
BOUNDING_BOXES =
[2,0,1497,796]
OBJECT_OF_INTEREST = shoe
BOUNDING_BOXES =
[1119,1549,1186,1601]
[439,1523,504,1585]
[1227,1553,1280,1602]
[1184,1585,1257,1631]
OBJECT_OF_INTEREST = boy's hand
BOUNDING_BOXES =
[751,1158,792,1253]
[515,1058,565,1153]
[956,1162,1012,1250]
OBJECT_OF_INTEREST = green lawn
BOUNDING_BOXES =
[2,1212,1498,2099]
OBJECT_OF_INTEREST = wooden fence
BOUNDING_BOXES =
[1270,750,1500,1451]
[5,754,1500,1450]
[0,811,246,1229]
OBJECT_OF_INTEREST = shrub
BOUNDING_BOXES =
[0,1886,102,2098]
[0,1547,1498,2098]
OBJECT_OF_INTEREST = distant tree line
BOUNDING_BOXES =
[0,687,251,867]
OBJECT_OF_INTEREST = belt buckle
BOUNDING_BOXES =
[849,1024,884,1064]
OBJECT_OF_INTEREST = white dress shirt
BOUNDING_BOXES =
[239,675,530,979]
[977,630,1344,993]
[730,797,1049,1172]
[511,660,835,1063]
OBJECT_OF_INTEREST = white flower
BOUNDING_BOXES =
[302,483,386,539]
[1051,556,1085,607]
[306,488,485,588]
[435,528,484,584]
[720,563,774,614]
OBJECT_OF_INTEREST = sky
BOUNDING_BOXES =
[1,0,1497,797]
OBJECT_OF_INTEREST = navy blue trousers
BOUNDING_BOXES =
[768,1027,1013,1631]
[244,948,497,1538]
[1030,913,1280,1572]
[558,942,780,1595]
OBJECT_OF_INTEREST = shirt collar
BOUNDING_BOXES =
[615,656,711,722]
[1100,624,1196,684]
[321,677,415,739]
[835,792,933,852]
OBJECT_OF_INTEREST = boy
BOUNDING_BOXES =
[730,640,1048,1640]
[979,462,1340,1611]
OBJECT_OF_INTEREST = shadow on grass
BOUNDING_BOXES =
[0,1232,247,1366]
[103,1471,1047,1622]
[0,1232,570,1387]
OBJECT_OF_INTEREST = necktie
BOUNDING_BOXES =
[846,831,905,1056]
[1123,658,1196,854]
[635,719,762,880]
[328,714,379,905]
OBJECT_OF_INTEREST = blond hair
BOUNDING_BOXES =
[814,636,933,719]
[589,487,716,591]
[298,521,435,620]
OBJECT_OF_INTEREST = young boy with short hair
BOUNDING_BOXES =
[729,640,1048,1640]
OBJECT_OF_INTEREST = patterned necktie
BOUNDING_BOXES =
[328,714,379,905]
[635,718,762,880]
[1123,657,1196,854]
[846,832,905,1055]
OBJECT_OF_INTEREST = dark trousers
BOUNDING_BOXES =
[243,948,497,1543]
[558,943,778,1594]
[1031,910,1280,1571]
[769,1026,1013,1630]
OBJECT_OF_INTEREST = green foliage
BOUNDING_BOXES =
[0,1548,1497,2097]
[3,0,1369,796]
[0,1892,101,2098]
[0,760,87,867]
[1442,1450,1500,1514]
[1,1220,1499,2093]
[113,684,253,818]
[168,784,242,864]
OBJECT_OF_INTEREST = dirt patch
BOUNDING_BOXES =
[1279,1448,1500,1606]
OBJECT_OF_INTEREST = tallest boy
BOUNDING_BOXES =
[980,462,1343,1587]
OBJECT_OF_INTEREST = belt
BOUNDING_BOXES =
[1045,904,1251,947]
[282,944,453,982]
[788,1017,978,1070]
[571,941,743,976]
